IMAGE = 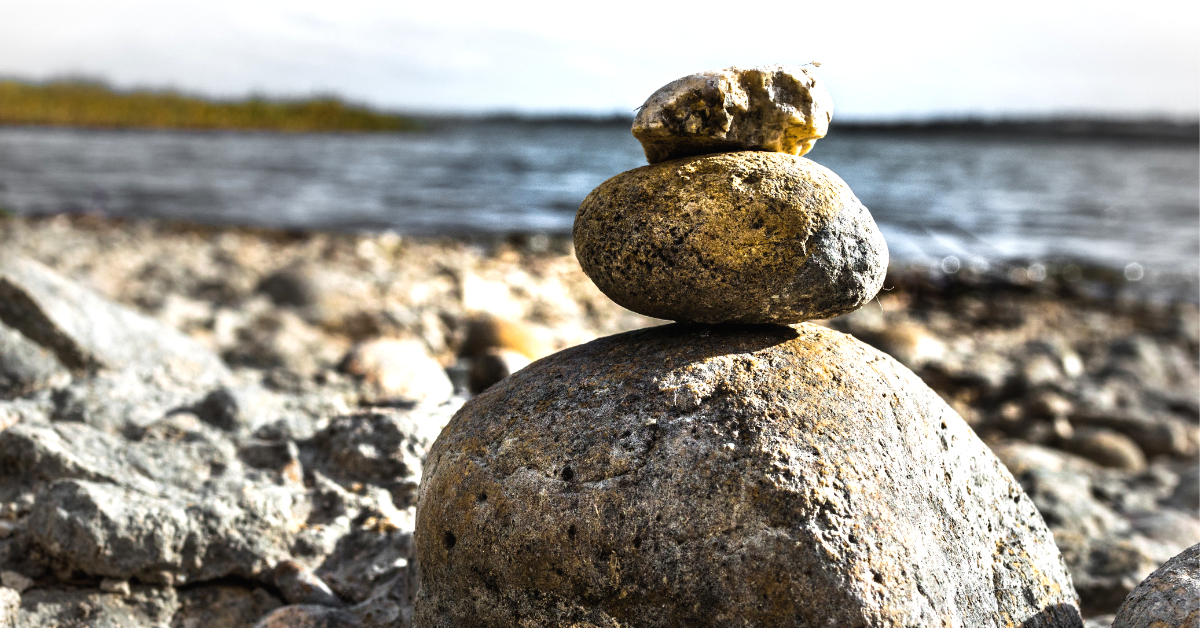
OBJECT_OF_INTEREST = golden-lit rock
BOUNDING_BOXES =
[574,151,887,323]
[633,65,832,164]
[415,324,1081,627]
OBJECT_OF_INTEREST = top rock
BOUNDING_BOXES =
[632,65,832,164]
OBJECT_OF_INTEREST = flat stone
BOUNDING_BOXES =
[414,323,1081,627]
[1112,543,1199,628]
[0,253,228,380]
[0,322,67,399]
[633,64,832,164]
[17,585,178,628]
[574,152,887,323]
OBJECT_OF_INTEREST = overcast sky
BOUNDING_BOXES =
[2,0,1197,119]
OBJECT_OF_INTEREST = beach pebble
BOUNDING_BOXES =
[458,314,549,360]
[574,151,887,323]
[633,64,832,164]
[341,338,453,406]
[1112,543,1198,628]
[415,324,1079,626]
[467,348,531,395]
[1064,428,1147,472]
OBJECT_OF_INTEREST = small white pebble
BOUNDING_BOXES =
[100,578,131,596]
[0,521,14,539]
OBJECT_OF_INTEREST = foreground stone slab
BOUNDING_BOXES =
[575,152,887,323]
[415,323,1082,627]
[632,64,832,164]
[0,253,227,379]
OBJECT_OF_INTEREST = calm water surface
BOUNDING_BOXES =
[0,122,1196,280]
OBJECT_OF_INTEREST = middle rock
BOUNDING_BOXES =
[574,151,887,324]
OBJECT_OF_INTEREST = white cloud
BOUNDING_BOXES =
[0,0,1196,116]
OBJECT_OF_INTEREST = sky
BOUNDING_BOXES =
[2,0,1198,119]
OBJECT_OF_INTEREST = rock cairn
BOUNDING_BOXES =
[415,66,1084,626]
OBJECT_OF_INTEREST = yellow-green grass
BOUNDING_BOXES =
[0,80,421,132]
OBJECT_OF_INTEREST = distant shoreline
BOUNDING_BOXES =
[418,114,1199,142]
[0,80,422,133]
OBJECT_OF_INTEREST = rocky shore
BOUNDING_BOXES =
[0,212,1196,627]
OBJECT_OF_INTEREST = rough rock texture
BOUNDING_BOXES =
[574,152,888,323]
[1111,543,1199,628]
[0,253,228,380]
[172,584,283,628]
[632,65,832,164]
[18,585,179,628]
[995,443,1199,616]
[415,323,1081,627]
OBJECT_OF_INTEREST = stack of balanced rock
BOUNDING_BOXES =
[415,66,1085,627]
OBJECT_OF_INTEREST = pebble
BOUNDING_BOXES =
[340,338,453,406]
[1064,428,1147,472]
[632,64,832,164]
[466,348,532,395]
[574,151,887,323]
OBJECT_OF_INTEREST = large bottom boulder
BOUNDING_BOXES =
[415,323,1083,627]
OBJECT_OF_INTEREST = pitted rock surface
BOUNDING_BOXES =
[633,65,832,164]
[1112,543,1199,628]
[574,152,887,323]
[415,323,1082,627]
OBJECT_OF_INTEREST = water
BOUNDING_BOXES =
[0,122,1196,279]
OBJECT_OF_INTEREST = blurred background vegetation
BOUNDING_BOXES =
[0,79,422,132]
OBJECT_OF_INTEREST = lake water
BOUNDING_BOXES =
[0,122,1196,281]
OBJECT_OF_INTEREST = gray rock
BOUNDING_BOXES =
[415,324,1081,627]
[28,478,296,585]
[172,584,283,628]
[0,323,67,399]
[1,421,237,494]
[316,526,414,605]
[311,406,456,508]
[0,587,16,628]
[17,585,178,628]
[2,421,303,586]
[632,65,832,164]
[50,369,205,435]
[0,253,227,379]
[1165,466,1199,512]
[995,443,1199,615]
[252,604,359,628]
[574,152,888,323]
[1112,543,1199,628]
